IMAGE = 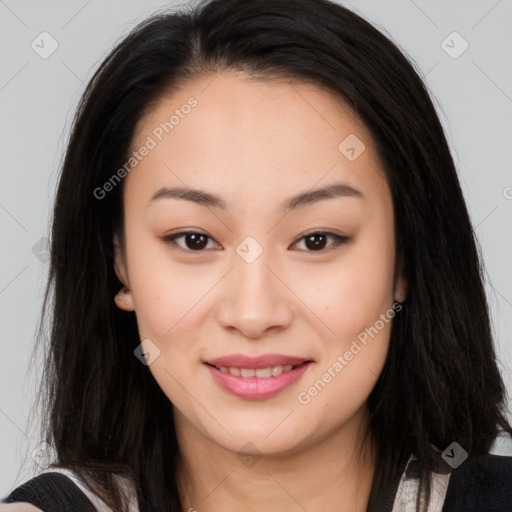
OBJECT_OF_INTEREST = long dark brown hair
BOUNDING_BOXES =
[22,0,512,510]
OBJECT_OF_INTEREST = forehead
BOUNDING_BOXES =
[124,71,387,208]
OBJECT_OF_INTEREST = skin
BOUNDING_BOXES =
[113,70,406,512]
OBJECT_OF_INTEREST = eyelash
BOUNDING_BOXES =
[163,230,350,253]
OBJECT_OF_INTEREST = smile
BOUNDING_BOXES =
[205,361,313,400]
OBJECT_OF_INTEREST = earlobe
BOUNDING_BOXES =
[393,255,407,303]
[394,275,407,303]
[115,286,135,311]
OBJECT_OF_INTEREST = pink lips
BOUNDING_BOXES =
[204,353,314,400]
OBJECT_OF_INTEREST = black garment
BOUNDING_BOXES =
[2,455,512,511]
[1,472,96,511]
[442,454,512,511]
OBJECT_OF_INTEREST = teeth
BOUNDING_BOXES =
[255,367,272,378]
[217,364,297,377]
[271,365,283,377]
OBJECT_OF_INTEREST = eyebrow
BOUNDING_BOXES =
[147,182,364,213]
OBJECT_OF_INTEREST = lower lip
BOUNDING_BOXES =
[205,362,313,400]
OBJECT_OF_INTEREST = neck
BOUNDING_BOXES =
[175,405,376,512]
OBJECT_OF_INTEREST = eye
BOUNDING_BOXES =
[291,231,349,252]
[163,231,221,251]
[163,230,349,253]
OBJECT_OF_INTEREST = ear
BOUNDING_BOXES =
[394,274,407,303]
[393,257,407,303]
[113,233,135,311]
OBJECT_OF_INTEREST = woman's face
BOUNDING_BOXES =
[114,71,406,456]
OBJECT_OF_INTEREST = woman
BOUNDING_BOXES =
[2,0,511,510]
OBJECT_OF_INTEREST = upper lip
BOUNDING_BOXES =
[204,353,313,369]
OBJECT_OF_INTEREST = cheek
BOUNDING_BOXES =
[300,232,395,413]
[294,231,395,345]
[131,268,207,340]
[124,233,203,339]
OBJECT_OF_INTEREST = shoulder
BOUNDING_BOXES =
[442,452,512,511]
[392,437,512,512]
[0,504,43,511]
[1,471,98,512]
[1,468,139,512]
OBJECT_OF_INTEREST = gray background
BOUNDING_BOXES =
[1,0,511,494]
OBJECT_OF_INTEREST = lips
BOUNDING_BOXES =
[205,360,313,400]
[203,353,314,400]
[204,353,312,369]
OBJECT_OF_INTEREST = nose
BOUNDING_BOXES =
[215,248,293,339]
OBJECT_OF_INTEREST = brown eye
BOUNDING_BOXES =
[291,232,349,252]
[164,232,220,251]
